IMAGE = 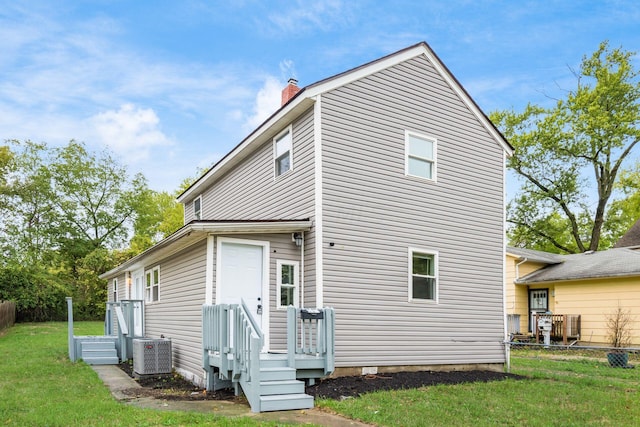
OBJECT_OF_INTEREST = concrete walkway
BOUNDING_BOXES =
[91,365,371,426]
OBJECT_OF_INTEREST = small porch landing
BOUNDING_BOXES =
[66,297,144,365]
[203,304,335,412]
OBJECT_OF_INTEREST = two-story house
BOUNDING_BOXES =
[100,41,513,410]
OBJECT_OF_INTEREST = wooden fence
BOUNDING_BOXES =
[0,301,17,332]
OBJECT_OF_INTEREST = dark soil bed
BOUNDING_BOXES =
[117,361,523,401]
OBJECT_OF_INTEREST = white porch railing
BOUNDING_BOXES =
[287,307,335,375]
[104,299,144,360]
[202,303,335,412]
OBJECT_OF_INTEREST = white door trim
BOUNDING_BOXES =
[216,236,270,350]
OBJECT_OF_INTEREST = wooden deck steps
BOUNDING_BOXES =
[255,354,313,412]
[81,340,119,365]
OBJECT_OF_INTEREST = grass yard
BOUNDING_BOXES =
[318,348,640,426]
[0,321,281,427]
[1,322,639,426]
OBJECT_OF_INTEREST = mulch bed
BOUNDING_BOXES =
[117,361,523,402]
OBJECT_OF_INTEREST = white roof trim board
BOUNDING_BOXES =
[178,42,513,203]
[99,220,312,279]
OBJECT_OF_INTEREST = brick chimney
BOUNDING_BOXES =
[281,78,300,106]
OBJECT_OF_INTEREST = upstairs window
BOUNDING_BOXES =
[406,131,436,181]
[193,196,202,220]
[277,260,299,308]
[145,266,160,303]
[274,127,293,177]
[409,249,438,302]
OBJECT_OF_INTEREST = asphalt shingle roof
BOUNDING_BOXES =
[613,218,640,248]
[517,247,640,284]
[506,246,564,264]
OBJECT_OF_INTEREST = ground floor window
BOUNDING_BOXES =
[277,260,299,308]
[409,248,438,301]
[145,266,160,303]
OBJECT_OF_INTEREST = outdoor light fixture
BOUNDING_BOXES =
[292,232,303,247]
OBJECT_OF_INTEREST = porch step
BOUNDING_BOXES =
[259,393,314,412]
[259,366,296,381]
[81,341,118,365]
[259,379,305,396]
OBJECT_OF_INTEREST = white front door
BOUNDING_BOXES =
[218,240,268,342]
[219,242,263,322]
[131,269,144,337]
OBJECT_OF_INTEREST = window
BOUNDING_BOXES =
[406,131,436,180]
[409,249,438,301]
[274,127,293,177]
[277,260,299,308]
[193,196,202,220]
[145,266,160,303]
[112,278,118,302]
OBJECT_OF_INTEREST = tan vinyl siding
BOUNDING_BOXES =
[321,54,506,367]
[553,276,640,345]
[144,240,207,382]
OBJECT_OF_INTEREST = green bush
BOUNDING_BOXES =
[0,266,69,322]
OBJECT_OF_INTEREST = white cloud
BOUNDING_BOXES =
[89,104,172,162]
[243,76,283,131]
[264,0,354,35]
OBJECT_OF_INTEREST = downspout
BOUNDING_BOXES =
[513,257,528,309]
[300,232,305,308]
[515,257,528,281]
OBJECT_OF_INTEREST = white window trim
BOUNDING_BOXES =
[408,247,439,303]
[276,259,300,309]
[405,130,437,182]
[193,195,202,220]
[112,278,118,302]
[273,125,293,179]
[144,265,160,304]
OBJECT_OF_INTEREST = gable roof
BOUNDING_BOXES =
[506,246,563,264]
[613,218,640,249]
[178,41,513,204]
[517,248,640,284]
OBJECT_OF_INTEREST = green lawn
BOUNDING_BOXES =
[0,322,279,426]
[2,323,639,426]
[319,348,640,426]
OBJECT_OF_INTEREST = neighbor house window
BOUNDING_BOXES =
[274,127,293,177]
[406,131,436,180]
[409,249,438,301]
[145,266,160,303]
[112,278,118,302]
[193,196,202,220]
[277,260,299,308]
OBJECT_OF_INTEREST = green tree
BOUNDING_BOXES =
[606,163,640,243]
[130,189,184,252]
[0,141,58,266]
[50,141,148,251]
[493,41,640,253]
[0,140,150,320]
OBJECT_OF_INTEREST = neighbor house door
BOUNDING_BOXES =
[218,240,267,340]
[529,288,548,332]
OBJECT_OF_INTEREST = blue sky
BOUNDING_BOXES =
[1,1,639,192]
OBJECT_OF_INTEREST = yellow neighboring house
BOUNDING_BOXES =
[506,221,640,346]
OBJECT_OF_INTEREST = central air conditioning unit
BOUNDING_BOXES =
[133,338,172,375]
